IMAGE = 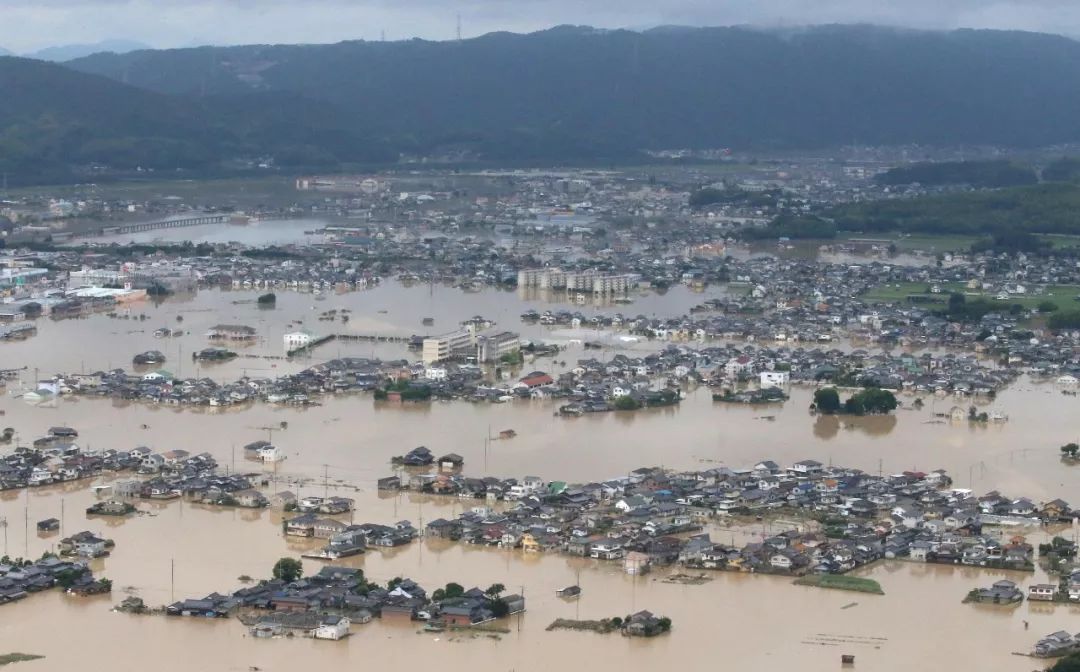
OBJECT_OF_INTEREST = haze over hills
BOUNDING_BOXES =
[8,24,1080,183]
[25,39,151,62]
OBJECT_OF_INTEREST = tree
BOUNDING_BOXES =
[272,557,303,583]
[1062,443,1080,459]
[657,617,672,632]
[813,387,841,414]
[444,582,465,599]
[614,395,641,411]
[484,583,505,598]
[55,568,85,588]
[845,388,898,415]
[489,598,510,618]
[1039,300,1060,313]
[948,292,966,312]
[1050,652,1080,672]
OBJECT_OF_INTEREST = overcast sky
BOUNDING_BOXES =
[2,0,1079,52]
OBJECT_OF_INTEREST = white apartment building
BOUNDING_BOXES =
[284,331,313,350]
[517,268,637,294]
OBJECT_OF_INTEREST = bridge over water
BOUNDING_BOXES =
[98,213,238,236]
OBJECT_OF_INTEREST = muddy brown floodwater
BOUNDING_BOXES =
[1,282,1078,671]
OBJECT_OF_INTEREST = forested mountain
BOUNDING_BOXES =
[9,25,1080,182]
[0,56,393,182]
[67,25,1080,151]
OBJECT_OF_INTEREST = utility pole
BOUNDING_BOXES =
[171,558,175,602]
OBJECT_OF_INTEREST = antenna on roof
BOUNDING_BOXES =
[456,13,462,42]
[381,30,386,42]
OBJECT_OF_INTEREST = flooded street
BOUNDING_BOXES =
[2,282,728,379]
[2,281,1078,671]
[0,486,1071,672]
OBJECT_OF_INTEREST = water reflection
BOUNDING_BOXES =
[813,414,899,439]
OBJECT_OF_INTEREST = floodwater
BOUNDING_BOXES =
[90,219,332,246]
[0,478,1071,672]
[1,281,731,380]
[2,281,1079,671]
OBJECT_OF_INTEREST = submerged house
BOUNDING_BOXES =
[312,615,350,640]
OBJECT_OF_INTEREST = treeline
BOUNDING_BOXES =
[875,160,1037,188]
[1049,311,1080,330]
[812,387,898,415]
[828,182,1080,236]
[1043,157,1080,182]
[689,187,780,209]
[936,293,1025,323]
[968,231,1053,254]
[739,214,837,240]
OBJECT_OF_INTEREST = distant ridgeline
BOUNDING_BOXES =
[9,25,1080,180]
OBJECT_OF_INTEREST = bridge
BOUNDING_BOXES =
[98,213,237,236]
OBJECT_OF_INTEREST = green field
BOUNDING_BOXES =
[793,574,884,594]
[1040,234,1080,250]
[862,282,1080,312]
[861,282,962,304]
[836,232,983,253]
[839,231,1080,253]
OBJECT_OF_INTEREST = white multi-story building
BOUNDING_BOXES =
[476,331,520,363]
[517,268,637,295]
[424,366,448,381]
[423,326,520,364]
[422,328,477,364]
[284,331,313,350]
[759,371,790,388]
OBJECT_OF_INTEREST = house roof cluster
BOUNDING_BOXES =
[404,460,1061,578]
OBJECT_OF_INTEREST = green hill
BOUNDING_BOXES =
[829,181,1080,236]
[11,25,1080,182]
[67,25,1080,153]
[0,57,390,182]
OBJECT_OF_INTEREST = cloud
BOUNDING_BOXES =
[1,0,1079,52]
